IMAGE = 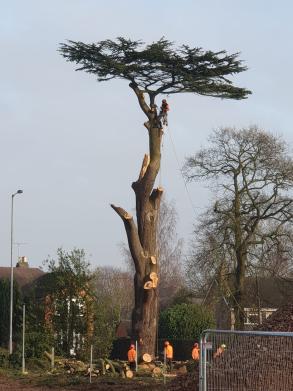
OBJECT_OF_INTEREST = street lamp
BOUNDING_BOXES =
[9,189,23,354]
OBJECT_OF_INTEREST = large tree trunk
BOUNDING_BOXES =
[233,175,246,330]
[234,251,246,329]
[111,87,163,357]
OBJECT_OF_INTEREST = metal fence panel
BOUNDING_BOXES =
[200,330,293,391]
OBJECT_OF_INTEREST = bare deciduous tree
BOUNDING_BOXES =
[184,127,293,328]
[93,266,134,323]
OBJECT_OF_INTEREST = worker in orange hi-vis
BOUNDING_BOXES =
[192,342,200,361]
[213,343,226,358]
[127,343,136,371]
[164,341,174,372]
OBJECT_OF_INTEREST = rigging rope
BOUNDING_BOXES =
[166,125,200,218]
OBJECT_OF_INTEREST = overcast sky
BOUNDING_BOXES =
[1,0,293,270]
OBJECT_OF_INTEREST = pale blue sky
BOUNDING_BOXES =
[1,0,293,268]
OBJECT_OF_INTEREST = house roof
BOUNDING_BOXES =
[0,266,45,294]
[243,276,293,308]
[208,276,293,309]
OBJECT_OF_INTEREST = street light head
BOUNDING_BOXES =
[17,190,23,194]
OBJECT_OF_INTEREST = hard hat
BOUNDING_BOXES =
[194,343,199,347]
[130,344,135,348]
[221,344,226,349]
[164,341,169,345]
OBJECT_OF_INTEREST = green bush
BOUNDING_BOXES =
[0,347,9,368]
[159,303,215,341]
[25,331,53,359]
[26,357,49,371]
[8,350,22,368]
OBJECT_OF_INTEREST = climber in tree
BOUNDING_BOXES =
[158,99,170,128]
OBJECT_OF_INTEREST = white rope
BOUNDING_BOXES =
[159,132,164,187]
[166,125,200,218]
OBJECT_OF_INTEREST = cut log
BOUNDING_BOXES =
[144,281,153,290]
[125,369,134,378]
[142,353,152,363]
[152,367,162,376]
[99,358,106,375]
[137,362,156,372]
[105,363,110,370]
[44,351,52,361]
[104,359,116,374]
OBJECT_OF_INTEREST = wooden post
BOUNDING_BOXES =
[89,345,93,383]
[163,345,166,385]
[51,347,55,370]
[135,340,138,372]
[22,304,25,374]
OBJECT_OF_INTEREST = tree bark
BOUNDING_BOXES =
[111,87,164,357]
[233,173,246,330]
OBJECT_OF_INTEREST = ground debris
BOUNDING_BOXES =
[255,303,293,332]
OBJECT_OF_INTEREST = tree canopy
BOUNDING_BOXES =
[184,127,293,327]
[59,37,251,100]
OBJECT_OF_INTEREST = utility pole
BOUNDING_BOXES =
[9,189,23,354]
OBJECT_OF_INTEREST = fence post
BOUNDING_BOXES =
[89,345,93,383]
[135,340,138,372]
[203,333,207,391]
[51,347,55,370]
[163,345,166,385]
[22,304,25,374]
[199,335,203,391]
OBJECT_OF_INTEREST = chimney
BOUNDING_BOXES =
[16,256,29,268]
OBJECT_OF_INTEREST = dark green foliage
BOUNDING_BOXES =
[25,331,53,359]
[42,248,93,357]
[0,279,22,348]
[59,37,251,100]
[92,296,120,358]
[159,303,214,341]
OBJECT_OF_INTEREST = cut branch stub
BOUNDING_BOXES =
[150,256,157,265]
[144,281,153,290]
[150,272,158,288]
[110,203,144,276]
[150,187,164,206]
[139,154,150,180]
[110,204,132,220]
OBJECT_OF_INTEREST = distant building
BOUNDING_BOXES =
[205,276,293,330]
[0,257,45,295]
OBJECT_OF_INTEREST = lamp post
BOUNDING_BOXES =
[9,189,23,354]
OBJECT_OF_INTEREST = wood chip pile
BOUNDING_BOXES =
[168,303,293,391]
[255,303,293,332]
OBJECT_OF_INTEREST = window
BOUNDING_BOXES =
[244,308,277,325]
